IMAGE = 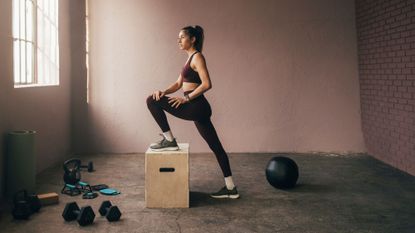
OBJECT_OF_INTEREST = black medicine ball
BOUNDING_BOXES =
[265,156,299,189]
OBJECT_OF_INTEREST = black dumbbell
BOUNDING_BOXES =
[62,202,95,226]
[80,161,94,172]
[99,200,122,222]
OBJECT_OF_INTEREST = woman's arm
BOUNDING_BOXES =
[187,53,212,100]
[163,74,183,94]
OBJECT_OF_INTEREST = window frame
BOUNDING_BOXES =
[13,0,60,88]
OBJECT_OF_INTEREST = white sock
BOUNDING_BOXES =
[224,176,235,190]
[163,130,174,142]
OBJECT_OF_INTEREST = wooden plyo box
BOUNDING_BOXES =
[145,143,189,208]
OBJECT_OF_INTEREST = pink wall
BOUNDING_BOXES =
[0,0,77,198]
[83,0,365,154]
[356,0,415,175]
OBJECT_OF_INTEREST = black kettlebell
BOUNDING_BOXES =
[12,190,41,220]
[28,193,41,213]
[63,158,82,185]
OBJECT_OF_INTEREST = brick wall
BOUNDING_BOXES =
[356,0,415,175]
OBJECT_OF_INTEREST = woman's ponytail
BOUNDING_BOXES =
[194,25,204,52]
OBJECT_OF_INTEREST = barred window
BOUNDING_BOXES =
[13,0,59,87]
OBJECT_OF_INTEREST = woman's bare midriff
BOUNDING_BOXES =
[182,82,199,92]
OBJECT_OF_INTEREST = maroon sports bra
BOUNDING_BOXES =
[181,51,202,84]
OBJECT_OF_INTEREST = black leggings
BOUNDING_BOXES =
[146,90,232,177]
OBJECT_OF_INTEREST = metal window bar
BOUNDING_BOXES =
[34,0,37,83]
[16,0,22,85]
[24,0,26,84]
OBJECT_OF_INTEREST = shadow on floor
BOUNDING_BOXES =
[287,183,336,193]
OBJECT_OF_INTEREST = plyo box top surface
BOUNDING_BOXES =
[145,143,189,155]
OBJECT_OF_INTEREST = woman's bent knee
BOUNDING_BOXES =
[146,95,155,106]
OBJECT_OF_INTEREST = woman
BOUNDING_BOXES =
[146,25,239,199]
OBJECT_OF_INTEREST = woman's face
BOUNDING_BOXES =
[177,30,194,50]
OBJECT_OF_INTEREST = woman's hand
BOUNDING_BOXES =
[168,96,189,108]
[152,90,166,101]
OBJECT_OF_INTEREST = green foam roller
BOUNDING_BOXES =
[6,130,37,199]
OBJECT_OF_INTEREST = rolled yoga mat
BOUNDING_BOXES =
[6,130,36,198]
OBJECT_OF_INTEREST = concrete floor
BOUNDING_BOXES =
[0,152,414,233]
